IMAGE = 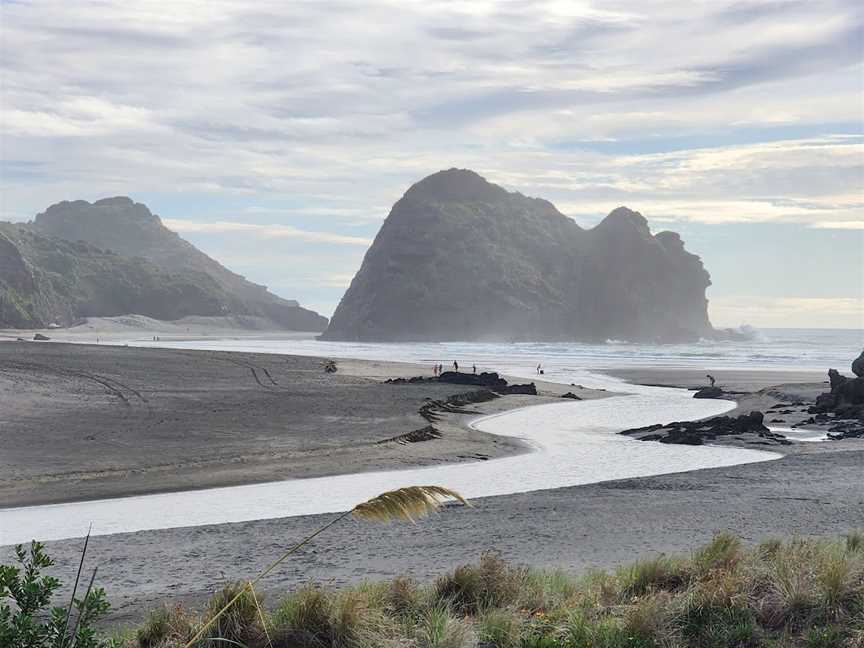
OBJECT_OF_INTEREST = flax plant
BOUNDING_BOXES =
[183,485,469,648]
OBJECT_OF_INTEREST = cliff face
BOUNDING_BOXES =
[322,169,714,343]
[0,198,327,330]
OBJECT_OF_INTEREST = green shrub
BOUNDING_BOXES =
[34,533,864,648]
[201,582,265,647]
[386,577,423,619]
[271,584,333,646]
[806,625,845,647]
[434,551,525,614]
[693,531,743,575]
[616,556,689,599]
[846,531,864,554]
[476,606,522,647]
[0,540,113,648]
[415,603,475,648]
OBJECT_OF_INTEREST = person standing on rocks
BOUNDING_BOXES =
[472,364,477,374]
[707,374,716,387]
[453,360,459,372]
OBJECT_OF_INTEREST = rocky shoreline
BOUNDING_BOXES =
[619,351,864,447]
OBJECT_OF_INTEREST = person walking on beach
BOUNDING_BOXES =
[706,374,716,387]
[537,363,542,375]
[433,364,438,377]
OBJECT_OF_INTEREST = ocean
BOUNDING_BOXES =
[130,327,863,386]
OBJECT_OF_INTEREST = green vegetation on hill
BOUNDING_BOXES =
[0,197,327,330]
[0,222,229,328]
[7,533,862,648]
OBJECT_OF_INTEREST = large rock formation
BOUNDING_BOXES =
[803,352,864,440]
[0,198,327,330]
[322,169,713,342]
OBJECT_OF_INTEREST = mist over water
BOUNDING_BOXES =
[133,328,863,379]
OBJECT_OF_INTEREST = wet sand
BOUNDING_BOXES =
[0,342,601,507]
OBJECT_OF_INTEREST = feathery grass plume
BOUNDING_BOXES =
[353,486,470,523]
[183,485,468,648]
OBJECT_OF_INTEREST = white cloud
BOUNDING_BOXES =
[1,0,861,321]
[161,219,372,246]
[710,297,864,330]
[810,221,864,230]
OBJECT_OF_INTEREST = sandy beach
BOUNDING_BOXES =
[2,333,863,626]
[0,340,603,508]
[13,445,864,626]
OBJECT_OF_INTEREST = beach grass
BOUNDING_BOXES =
[117,532,863,648]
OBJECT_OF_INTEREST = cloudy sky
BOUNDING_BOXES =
[1,0,862,328]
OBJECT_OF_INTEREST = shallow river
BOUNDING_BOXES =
[0,340,780,545]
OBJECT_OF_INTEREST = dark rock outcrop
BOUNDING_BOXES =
[621,411,790,446]
[438,371,508,389]
[810,370,864,418]
[828,368,846,391]
[693,386,727,399]
[418,389,501,423]
[321,169,714,343]
[807,357,864,439]
[852,350,864,378]
[388,371,536,395]
[496,382,538,396]
[0,198,327,330]
[561,392,582,400]
[377,425,442,445]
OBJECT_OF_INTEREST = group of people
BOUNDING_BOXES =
[432,361,478,376]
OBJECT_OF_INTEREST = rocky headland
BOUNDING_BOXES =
[0,198,326,330]
[322,168,722,343]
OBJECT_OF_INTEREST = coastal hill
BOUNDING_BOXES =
[0,197,327,330]
[322,169,713,342]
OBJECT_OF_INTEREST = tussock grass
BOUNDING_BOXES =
[117,533,864,648]
[616,554,690,599]
[201,582,266,647]
[434,551,526,614]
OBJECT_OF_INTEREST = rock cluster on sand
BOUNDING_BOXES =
[807,351,864,439]
[322,169,717,343]
[0,198,326,330]
[693,386,726,399]
[621,411,790,446]
[386,370,538,396]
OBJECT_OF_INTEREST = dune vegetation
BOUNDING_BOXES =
[5,531,863,648]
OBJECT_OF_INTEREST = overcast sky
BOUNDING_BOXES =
[1,0,862,328]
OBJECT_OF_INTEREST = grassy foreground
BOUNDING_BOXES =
[119,532,864,648]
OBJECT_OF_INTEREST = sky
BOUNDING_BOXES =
[1,0,862,329]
